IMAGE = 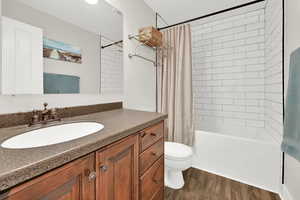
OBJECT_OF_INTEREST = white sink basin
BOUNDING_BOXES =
[1,122,104,149]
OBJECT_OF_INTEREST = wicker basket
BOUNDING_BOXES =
[138,26,163,47]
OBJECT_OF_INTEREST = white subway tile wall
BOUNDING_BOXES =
[265,0,283,142]
[100,37,123,95]
[191,8,266,134]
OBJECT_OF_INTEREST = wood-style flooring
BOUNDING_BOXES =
[165,168,281,200]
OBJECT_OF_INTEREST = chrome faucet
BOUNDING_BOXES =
[29,103,61,127]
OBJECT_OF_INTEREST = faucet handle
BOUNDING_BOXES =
[43,102,48,110]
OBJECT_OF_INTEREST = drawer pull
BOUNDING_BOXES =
[150,133,157,137]
[100,165,108,172]
[151,152,157,156]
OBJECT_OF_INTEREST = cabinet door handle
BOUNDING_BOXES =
[100,165,108,172]
[88,171,97,181]
[150,132,157,137]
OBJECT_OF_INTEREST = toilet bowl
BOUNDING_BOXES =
[164,142,193,189]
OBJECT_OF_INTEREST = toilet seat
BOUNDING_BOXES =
[165,142,193,161]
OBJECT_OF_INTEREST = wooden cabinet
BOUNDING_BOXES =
[0,154,95,200]
[0,121,164,200]
[96,135,139,200]
[139,121,164,200]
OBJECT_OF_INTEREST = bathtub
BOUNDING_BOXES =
[192,130,282,193]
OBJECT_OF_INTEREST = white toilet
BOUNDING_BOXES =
[164,142,193,189]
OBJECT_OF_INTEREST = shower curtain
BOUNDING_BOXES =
[157,24,194,146]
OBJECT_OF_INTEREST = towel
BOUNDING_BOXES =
[44,73,80,94]
[282,47,300,162]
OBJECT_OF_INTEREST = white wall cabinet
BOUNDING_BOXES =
[1,16,43,95]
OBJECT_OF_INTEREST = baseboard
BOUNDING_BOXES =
[280,185,294,200]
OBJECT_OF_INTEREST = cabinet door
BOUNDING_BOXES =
[1,16,43,95]
[96,135,139,200]
[0,154,95,200]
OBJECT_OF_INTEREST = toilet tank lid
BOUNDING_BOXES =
[165,142,193,159]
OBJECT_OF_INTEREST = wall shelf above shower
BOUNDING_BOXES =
[128,28,170,66]
[128,34,158,50]
[128,33,157,66]
[128,34,172,51]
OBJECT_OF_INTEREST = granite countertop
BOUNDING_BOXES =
[0,109,167,192]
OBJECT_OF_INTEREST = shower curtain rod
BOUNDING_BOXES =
[101,1,264,48]
[158,0,265,30]
[281,0,285,185]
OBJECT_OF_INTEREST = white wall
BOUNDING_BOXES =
[0,0,155,114]
[3,0,101,94]
[191,3,266,137]
[284,0,300,199]
[264,0,284,196]
[0,94,122,114]
[265,0,283,144]
[106,0,156,112]
[191,1,285,193]
[0,0,2,95]
[100,37,123,95]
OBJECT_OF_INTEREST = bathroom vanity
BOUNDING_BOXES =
[0,109,167,200]
[0,0,167,198]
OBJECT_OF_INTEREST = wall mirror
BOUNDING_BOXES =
[1,0,123,95]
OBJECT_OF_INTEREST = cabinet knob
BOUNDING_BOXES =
[100,165,108,172]
[150,132,157,137]
[88,171,97,181]
[140,132,146,137]
[151,152,157,156]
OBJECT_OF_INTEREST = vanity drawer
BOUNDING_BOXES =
[140,122,164,152]
[140,139,164,175]
[140,157,164,200]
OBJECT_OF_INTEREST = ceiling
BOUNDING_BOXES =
[14,0,123,41]
[143,0,255,27]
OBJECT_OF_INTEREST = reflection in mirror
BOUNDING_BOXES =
[1,0,123,95]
